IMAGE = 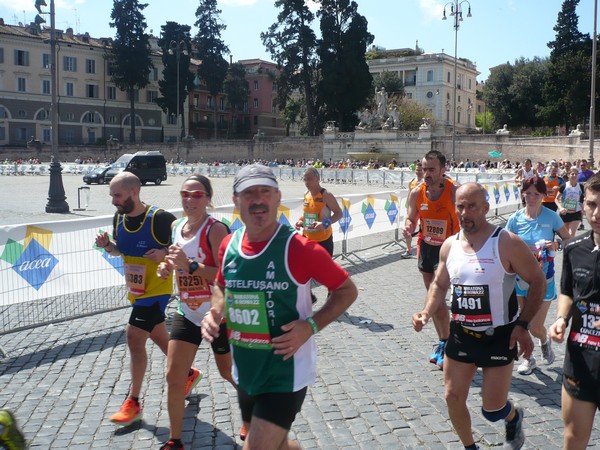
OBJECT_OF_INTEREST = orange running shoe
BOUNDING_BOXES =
[109,398,142,426]
[184,368,203,397]
[239,423,248,441]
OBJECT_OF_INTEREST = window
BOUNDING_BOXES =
[0,107,6,118]
[254,80,259,90]
[17,128,31,140]
[42,53,50,69]
[149,67,158,81]
[426,91,433,99]
[219,97,225,111]
[14,50,29,66]
[220,115,225,123]
[272,82,277,92]
[86,59,96,74]
[107,86,116,100]
[0,128,5,140]
[457,111,461,124]
[83,112,99,123]
[458,95,461,103]
[194,95,199,107]
[446,110,450,122]
[109,115,118,124]
[447,71,451,83]
[0,48,3,64]
[42,129,51,142]
[207,96,213,109]
[272,101,277,114]
[18,110,27,118]
[193,112,199,122]
[65,82,74,97]
[253,98,258,108]
[63,56,77,72]
[64,129,75,143]
[427,70,433,82]
[66,112,75,121]
[35,110,48,120]
[17,77,26,92]
[168,115,176,125]
[243,101,248,113]
[106,61,114,76]
[468,78,472,90]
[86,84,99,98]
[253,115,258,125]
[146,90,157,103]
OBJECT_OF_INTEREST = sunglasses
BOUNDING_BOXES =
[180,190,207,199]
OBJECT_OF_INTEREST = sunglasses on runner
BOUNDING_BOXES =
[180,190,207,199]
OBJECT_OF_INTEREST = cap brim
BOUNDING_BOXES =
[235,178,278,193]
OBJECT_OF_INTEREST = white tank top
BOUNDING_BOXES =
[521,168,535,180]
[446,227,519,331]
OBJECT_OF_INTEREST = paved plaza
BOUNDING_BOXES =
[0,171,599,448]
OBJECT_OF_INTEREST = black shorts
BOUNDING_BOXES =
[417,241,441,274]
[562,344,600,408]
[238,386,307,430]
[561,211,582,223]
[445,321,518,367]
[129,302,166,332]
[170,313,230,355]
[543,202,558,212]
[315,235,334,256]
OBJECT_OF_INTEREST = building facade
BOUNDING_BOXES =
[0,20,170,147]
[367,50,480,135]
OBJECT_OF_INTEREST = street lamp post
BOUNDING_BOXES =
[443,1,472,164]
[169,40,187,163]
[36,0,69,213]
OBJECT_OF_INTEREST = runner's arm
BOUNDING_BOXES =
[324,191,343,225]
[548,293,573,343]
[412,238,452,331]
[403,188,419,238]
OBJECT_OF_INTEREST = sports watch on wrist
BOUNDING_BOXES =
[514,319,529,330]
[188,260,199,274]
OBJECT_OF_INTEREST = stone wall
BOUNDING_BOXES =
[0,132,596,166]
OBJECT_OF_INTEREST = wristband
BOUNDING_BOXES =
[102,241,111,249]
[306,317,319,335]
[322,218,332,230]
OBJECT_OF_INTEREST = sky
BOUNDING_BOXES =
[0,0,597,81]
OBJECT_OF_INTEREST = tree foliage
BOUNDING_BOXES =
[156,22,194,138]
[371,71,405,99]
[541,0,591,128]
[222,63,250,137]
[194,0,230,139]
[317,0,374,132]
[262,0,318,135]
[109,0,153,142]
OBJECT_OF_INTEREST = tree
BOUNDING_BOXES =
[156,22,194,139]
[483,63,514,127]
[109,0,153,143]
[222,63,250,138]
[394,98,435,131]
[371,71,405,100]
[317,0,374,131]
[509,57,548,128]
[194,0,230,139]
[541,0,591,128]
[262,0,318,135]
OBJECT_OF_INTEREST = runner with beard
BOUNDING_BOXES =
[95,171,179,426]
[403,150,459,369]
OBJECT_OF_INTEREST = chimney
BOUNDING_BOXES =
[66,27,73,38]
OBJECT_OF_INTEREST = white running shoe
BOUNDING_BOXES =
[517,356,537,375]
[540,338,555,365]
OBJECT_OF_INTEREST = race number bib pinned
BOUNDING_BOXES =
[423,218,448,245]
[451,284,493,328]
[303,212,319,233]
[225,291,272,350]
[175,271,211,310]
[124,263,146,296]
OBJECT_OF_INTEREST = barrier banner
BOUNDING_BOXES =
[0,183,520,307]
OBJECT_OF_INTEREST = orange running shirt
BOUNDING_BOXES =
[415,178,459,246]
[302,189,332,242]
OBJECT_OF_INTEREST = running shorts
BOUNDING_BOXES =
[170,312,230,354]
[238,386,307,430]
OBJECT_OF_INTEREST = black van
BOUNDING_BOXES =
[104,151,167,185]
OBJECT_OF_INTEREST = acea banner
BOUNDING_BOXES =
[0,182,521,307]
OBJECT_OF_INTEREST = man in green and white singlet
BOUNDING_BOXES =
[201,164,358,449]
